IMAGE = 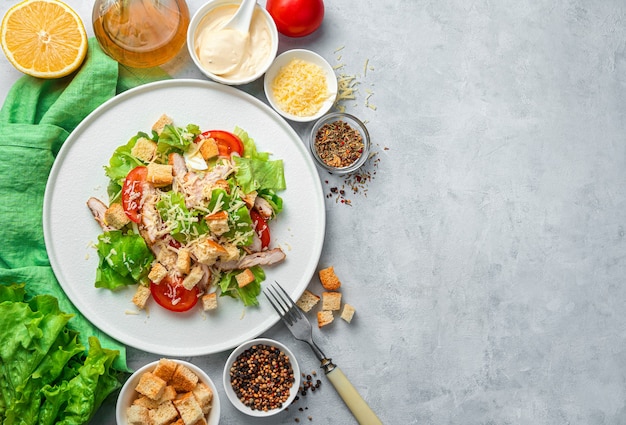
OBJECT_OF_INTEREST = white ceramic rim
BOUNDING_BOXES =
[263,49,338,122]
[187,0,279,85]
[222,338,301,417]
[116,360,221,425]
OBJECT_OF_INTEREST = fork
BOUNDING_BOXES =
[264,282,383,425]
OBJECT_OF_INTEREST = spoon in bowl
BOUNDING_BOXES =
[197,0,257,75]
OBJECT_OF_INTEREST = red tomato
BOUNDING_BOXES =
[122,166,147,223]
[150,276,199,312]
[250,209,271,249]
[266,0,324,38]
[195,130,244,157]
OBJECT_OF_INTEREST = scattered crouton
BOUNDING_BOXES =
[131,137,157,162]
[322,291,342,311]
[176,249,191,274]
[152,114,173,135]
[235,268,255,288]
[182,265,204,290]
[296,289,320,312]
[319,266,341,290]
[147,163,173,187]
[199,137,219,160]
[317,310,334,328]
[205,211,229,236]
[132,285,152,310]
[148,262,168,284]
[341,304,356,323]
[104,203,130,229]
[201,293,218,311]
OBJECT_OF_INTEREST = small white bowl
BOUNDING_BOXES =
[187,0,278,85]
[264,49,338,122]
[116,359,220,425]
[223,338,300,417]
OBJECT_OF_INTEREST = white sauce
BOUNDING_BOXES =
[194,5,272,80]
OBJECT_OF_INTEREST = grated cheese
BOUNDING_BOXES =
[271,58,330,117]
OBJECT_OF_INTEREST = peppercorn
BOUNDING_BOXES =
[229,344,295,411]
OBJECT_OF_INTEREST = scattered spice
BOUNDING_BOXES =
[314,120,364,168]
[229,344,295,411]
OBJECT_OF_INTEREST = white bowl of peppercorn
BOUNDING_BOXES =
[223,338,300,417]
[310,112,371,175]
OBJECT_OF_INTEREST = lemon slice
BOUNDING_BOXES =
[1,0,88,79]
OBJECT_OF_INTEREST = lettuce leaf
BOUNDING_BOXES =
[233,127,286,194]
[95,230,154,290]
[218,266,265,307]
[0,284,122,424]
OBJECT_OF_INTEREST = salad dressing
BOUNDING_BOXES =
[194,4,272,79]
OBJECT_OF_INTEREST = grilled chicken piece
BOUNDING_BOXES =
[87,197,114,232]
[253,196,274,219]
[217,247,286,271]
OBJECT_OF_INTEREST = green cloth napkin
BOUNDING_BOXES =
[0,38,170,371]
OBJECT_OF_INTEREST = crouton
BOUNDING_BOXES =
[235,268,255,288]
[160,385,177,402]
[201,293,218,311]
[198,137,219,160]
[321,291,342,311]
[104,203,130,229]
[212,179,230,193]
[135,372,166,400]
[157,248,177,270]
[341,304,356,323]
[127,404,150,425]
[176,249,191,274]
[205,211,230,236]
[148,400,179,425]
[171,364,199,392]
[319,266,341,290]
[182,265,204,290]
[148,262,168,284]
[296,289,320,312]
[220,243,240,262]
[147,163,173,187]
[192,382,214,414]
[191,239,227,266]
[131,137,157,162]
[152,114,173,135]
[317,310,334,328]
[133,395,160,410]
[153,358,178,382]
[173,392,203,425]
[132,285,152,310]
[241,191,257,208]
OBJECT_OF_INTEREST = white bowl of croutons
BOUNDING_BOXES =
[116,359,220,425]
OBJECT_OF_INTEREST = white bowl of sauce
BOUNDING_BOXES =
[188,0,278,85]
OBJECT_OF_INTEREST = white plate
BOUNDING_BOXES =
[43,79,325,356]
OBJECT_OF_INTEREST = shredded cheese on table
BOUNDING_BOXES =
[271,58,330,117]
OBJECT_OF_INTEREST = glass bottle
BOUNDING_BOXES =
[93,0,190,68]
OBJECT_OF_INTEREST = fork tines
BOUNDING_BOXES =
[264,281,303,326]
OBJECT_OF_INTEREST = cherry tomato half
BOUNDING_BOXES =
[150,276,199,312]
[266,0,324,38]
[250,209,271,249]
[195,130,244,157]
[122,166,147,223]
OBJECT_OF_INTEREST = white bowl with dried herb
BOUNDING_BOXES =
[310,112,371,174]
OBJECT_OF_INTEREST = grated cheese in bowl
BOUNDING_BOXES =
[264,49,337,122]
